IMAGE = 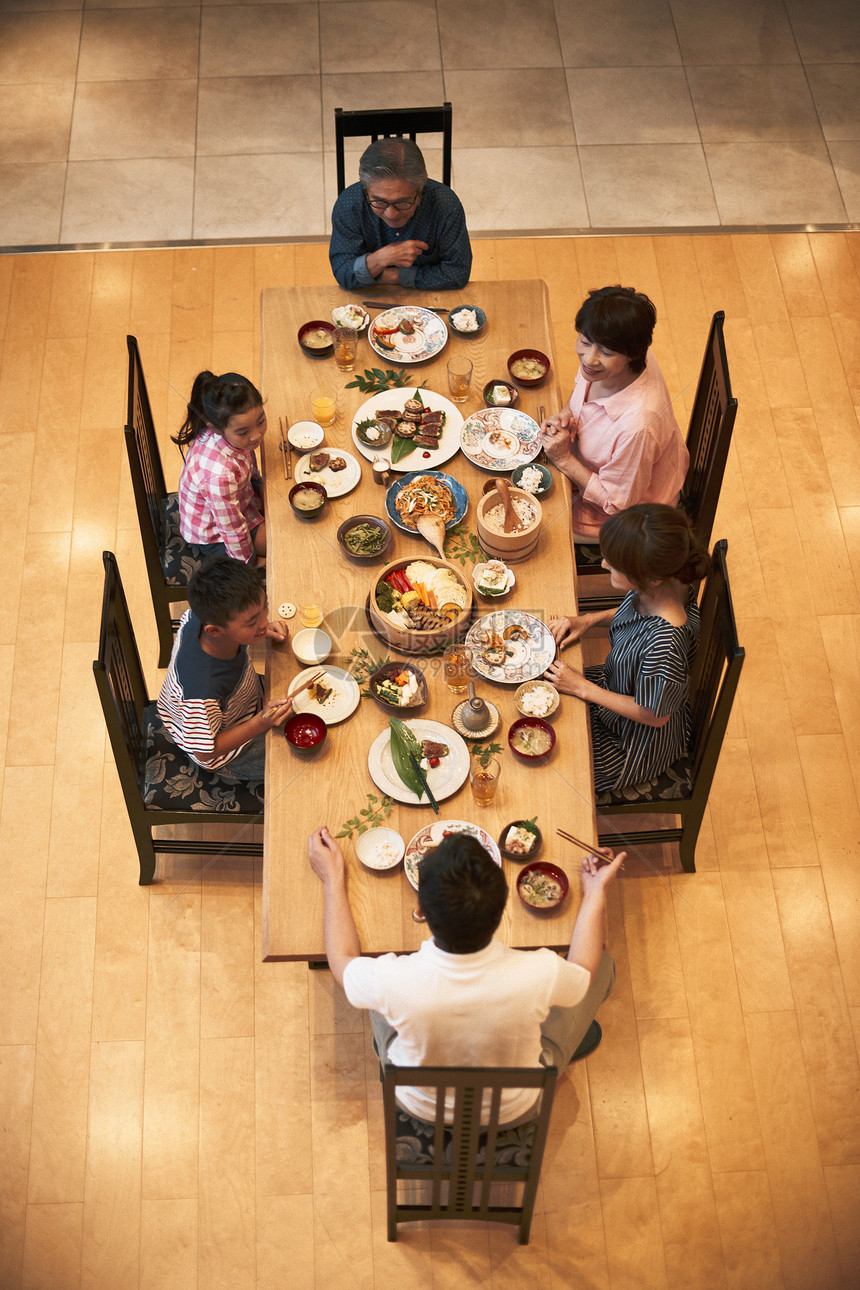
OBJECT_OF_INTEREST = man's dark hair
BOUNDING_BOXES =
[187,555,265,628]
[418,834,508,953]
[358,137,427,192]
[575,284,657,375]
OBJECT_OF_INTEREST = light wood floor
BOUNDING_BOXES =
[1,234,859,1290]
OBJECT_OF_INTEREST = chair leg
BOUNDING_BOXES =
[133,822,157,885]
[678,818,700,874]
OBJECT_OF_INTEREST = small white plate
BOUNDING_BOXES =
[293,449,361,498]
[403,820,502,891]
[288,666,359,724]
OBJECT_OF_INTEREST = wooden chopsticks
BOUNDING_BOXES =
[291,669,326,697]
[556,828,602,854]
[279,416,292,480]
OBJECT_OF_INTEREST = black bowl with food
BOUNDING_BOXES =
[516,860,569,911]
[498,820,543,861]
[507,348,550,388]
[482,378,520,408]
[336,514,392,563]
[508,716,556,763]
[284,712,327,756]
[448,305,487,337]
[298,320,335,357]
[355,418,395,450]
[289,480,327,519]
[367,661,428,710]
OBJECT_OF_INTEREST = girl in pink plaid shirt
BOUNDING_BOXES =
[175,371,267,565]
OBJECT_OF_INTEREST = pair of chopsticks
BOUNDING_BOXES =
[557,828,625,867]
[362,299,448,315]
[292,669,326,698]
[409,752,440,814]
[278,416,292,480]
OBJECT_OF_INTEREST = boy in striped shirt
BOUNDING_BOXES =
[157,557,292,782]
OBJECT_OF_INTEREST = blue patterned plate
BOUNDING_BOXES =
[385,470,469,534]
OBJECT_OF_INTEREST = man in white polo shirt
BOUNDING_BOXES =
[307,827,624,1125]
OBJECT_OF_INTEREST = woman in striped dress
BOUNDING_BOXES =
[545,504,710,793]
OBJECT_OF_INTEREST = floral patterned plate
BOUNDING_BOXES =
[404,819,502,890]
[368,306,449,364]
[459,406,542,471]
[465,609,556,684]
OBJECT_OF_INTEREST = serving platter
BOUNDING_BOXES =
[385,470,469,534]
[367,719,469,806]
[351,386,463,471]
[287,666,360,724]
[403,820,502,890]
[460,406,542,471]
[465,609,556,684]
[368,306,448,364]
[293,448,361,498]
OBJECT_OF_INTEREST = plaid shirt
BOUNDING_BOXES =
[178,430,263,563]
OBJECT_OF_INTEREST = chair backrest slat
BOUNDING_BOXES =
[688,541,744,777]
[335,104,453,194]
[126,335,168,548]
[95,552,151,792]
[682,311,738,549]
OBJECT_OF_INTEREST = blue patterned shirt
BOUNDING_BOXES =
[329,179,472,291]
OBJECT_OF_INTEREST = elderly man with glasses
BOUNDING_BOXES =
[329,137,472,291]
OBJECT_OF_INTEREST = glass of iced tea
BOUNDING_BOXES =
[443,644,472,693]
[447,356,473,403]
[470,755,500,807]
[299,589,325,628]
[334,325,357,372]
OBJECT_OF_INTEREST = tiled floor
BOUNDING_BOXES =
[1,0,859,249]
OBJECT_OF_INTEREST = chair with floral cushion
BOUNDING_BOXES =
[335,104,452,195]
[577,310,738,612]
[125,334,208,667]
[93,551,263,885]
[596,540,744,873]
[382,1062,557,1244]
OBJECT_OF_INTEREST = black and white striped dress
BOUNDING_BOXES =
[586,588,700,792]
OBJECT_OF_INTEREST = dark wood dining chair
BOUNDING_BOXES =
[93,551,263,885]
[335,103,453,195]
[382,1063,557,1245]
[595,540,744,873]
[577,310,738,612]
[125,334,204,667]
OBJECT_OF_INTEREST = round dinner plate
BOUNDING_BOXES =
[403,820,502,890]
[351,387,464,471]
[293,448,362,498]
[287,666,360,724]
[367,719,470,806]
[460,406,542,472]
[385,470,469,534]
[368,306,448,364]
[466,609,557,685]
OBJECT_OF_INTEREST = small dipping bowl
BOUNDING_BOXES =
[511,461,552,495]
[298,320,335,357]
[289,480,327,519]
[482,379,519,408]
[448,305,487,337]
[507,348,550,388]
[336,514,392,564]
[284,712,327,756]
[516,860,569,911]
[472,560,516,599]
[355,827,405,871]
[498,820,543,862]
[287,420,324,451]
[355,418,395,450]
[292,628,331,665]
[508,716,557,763]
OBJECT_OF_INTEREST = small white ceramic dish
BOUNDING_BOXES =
[292,628,331,665]
[331,304,370,332]
[355,827,405,871]
[472,560,516,598]
[287,420,325,451]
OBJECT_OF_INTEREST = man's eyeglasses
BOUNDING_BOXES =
[367,194,419,213]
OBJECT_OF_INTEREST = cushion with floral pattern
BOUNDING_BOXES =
[142,705,264,813]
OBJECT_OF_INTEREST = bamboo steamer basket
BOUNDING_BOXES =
[369,557,473,653]
[477,486,542,563]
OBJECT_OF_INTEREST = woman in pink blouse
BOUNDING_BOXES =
[540,286,688,540]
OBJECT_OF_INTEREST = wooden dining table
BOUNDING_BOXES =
[260,280,595,961]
